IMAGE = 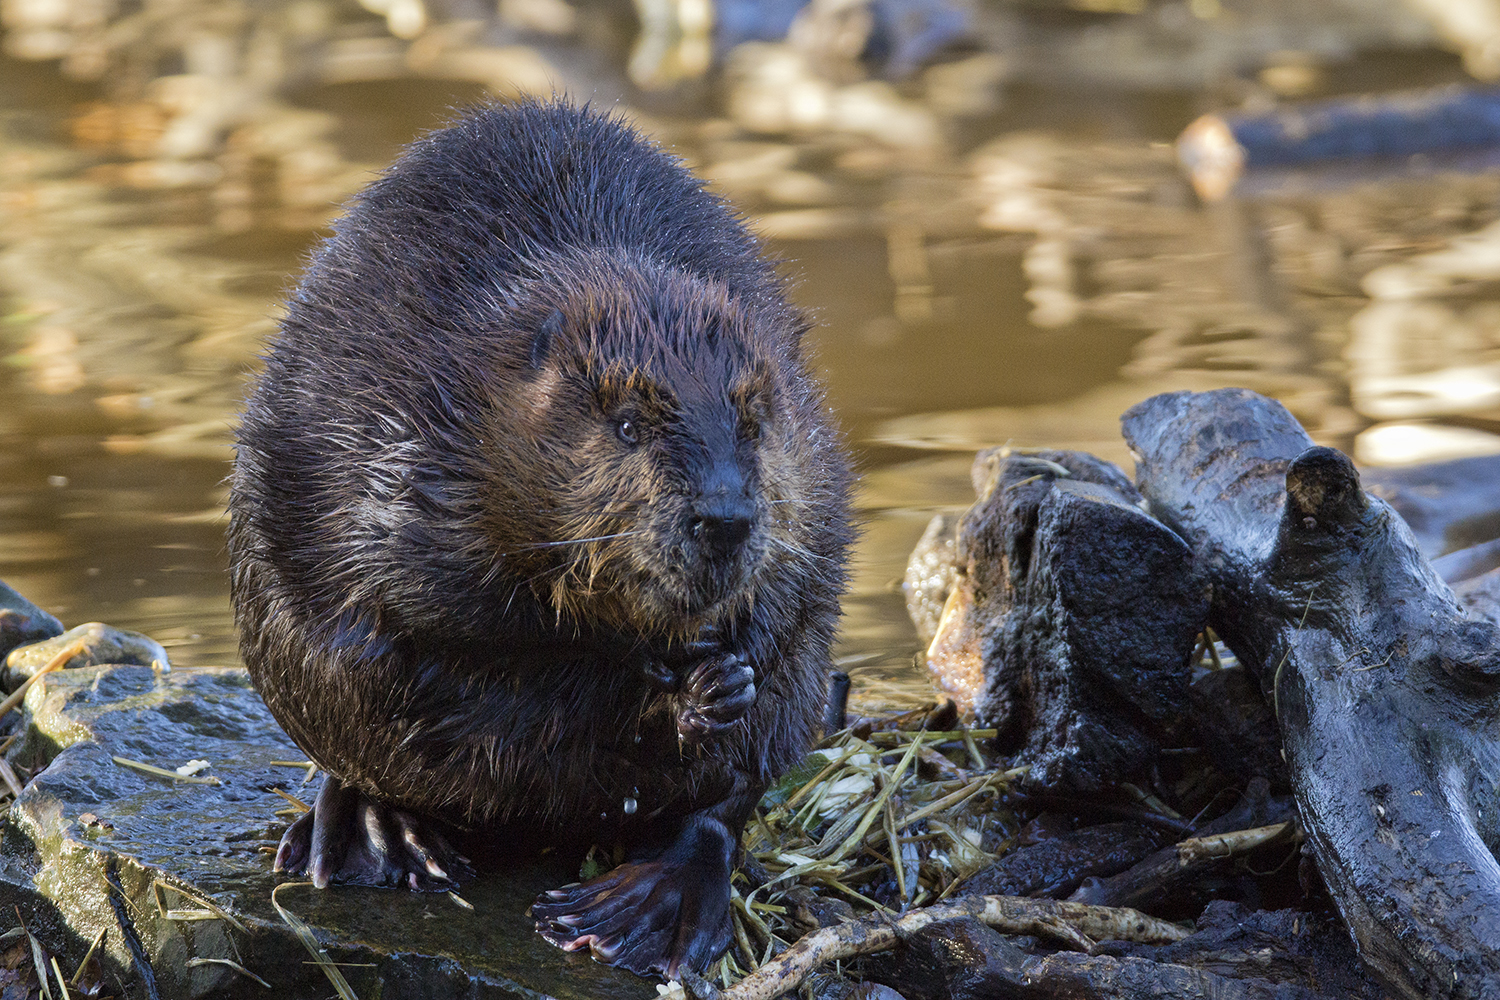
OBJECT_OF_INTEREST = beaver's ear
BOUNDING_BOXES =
[530,310,565,370]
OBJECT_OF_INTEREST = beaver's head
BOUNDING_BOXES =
[477,250,813,638]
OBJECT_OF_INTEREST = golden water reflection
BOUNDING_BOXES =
[3,15,1500,712]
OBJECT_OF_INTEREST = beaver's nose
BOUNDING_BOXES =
[691,496,753,556]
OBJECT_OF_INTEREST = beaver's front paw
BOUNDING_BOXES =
[676,652,755,744]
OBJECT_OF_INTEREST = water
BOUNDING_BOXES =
[2,28,1499,713]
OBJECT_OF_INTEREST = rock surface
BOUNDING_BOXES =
[0,582,62,663]
[3,622,170,687]
[0,661,652,999]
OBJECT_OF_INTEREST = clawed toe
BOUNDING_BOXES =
[677,654,756,743]
[531,821,734,978]
[274,777,470,891]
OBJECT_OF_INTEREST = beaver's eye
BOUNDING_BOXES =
[615,418,639,446]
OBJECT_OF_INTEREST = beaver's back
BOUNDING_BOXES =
[290,103,776,353]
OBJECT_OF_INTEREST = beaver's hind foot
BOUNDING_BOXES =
[531,814,735,977]
[275,775,473,891]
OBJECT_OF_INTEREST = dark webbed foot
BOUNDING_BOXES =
[676,652,756,745]
[275,775,472,891]
[531,815,735,978]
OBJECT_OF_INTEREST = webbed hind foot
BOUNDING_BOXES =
[275,775,473,891]
[531,814,735,978]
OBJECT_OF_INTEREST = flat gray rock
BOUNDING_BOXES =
[0,662,652,999]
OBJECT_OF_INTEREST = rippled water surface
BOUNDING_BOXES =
[3,24,1500,711]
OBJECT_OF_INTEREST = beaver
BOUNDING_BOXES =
[227,100,854,978]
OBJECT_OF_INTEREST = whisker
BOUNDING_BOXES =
[767,534,835,564]
[499,531,643,556]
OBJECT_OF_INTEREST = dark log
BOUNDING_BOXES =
[871,915,1352,1000]
[1122,388,1500,1000]
[960,449,1209,794]
[1094,901,1387,1000]
[1178,87,1500,200]
[963,821,1168,900]
[1070,778,1294,913]
[1185,663,1286,785]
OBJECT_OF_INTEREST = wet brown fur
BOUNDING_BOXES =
[228,103,853,861]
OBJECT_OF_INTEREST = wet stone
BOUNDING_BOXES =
[3,622,171,689]
[0,580,62,665]
[0,662,652,999]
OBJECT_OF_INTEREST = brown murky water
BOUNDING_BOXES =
[3,22,1500,712]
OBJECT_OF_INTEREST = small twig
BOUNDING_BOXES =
[271,787,311,812]
[818,734,923,862]
[70,928,105,986]
[16,907,54,1000]
[271,882,359,1000]
[0,638,87,719]
[1176,821,1297,866]
[0,756,25,800]
[270,759,318,783]
[1205,633,1223,670]
[154,880,247,934]
[897,771,1003,832]
[112,756,221,785]
[50,956,69,1000]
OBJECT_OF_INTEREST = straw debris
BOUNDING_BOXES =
[722,721,1021,979]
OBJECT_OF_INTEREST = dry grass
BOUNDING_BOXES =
[714,721,1021,984]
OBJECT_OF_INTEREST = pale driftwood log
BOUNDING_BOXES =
[702,895,1187,1000]
[1123,388,1500,1000]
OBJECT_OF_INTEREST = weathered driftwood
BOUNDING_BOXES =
[864,908,1373,1000]
[1362,453,1500,559]
[1122,388,1500,1000]
[951,448,1209,794]
[693,895,1188,1000]
[963,820,1168,900]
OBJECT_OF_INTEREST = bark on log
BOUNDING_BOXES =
[1122,387,1500,1000]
